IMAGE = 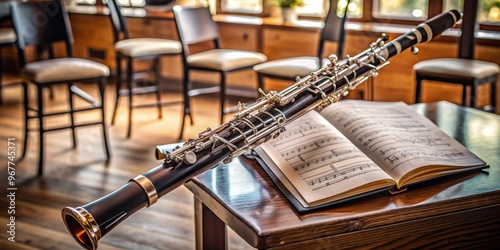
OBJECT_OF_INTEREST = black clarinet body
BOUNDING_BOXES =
[62,10,461,250]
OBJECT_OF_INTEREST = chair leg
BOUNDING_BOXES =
[153,57,163,119]
[461,85,468,106]
[98,78,111,159]
[178,68,191,141]
[111,55,122,125]
[48,86,55,100]
[415,75,423,103]
[126,57,133,139]
[0,48,3,105]
[471,80,478,108]
[20,82,29,160]
[220,72,226,125]
[257,73,265,93]
[37,85,45,176]
[184,68,194,125]
[491,74,497,113]
[68,82,77,149]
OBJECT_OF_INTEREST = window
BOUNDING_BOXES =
[373,0,428,20]
[295,0,326,16]
[443,0,463,12]
[338,0,363,18]
[119,0,145,7]
[220,0,263,13]
[75,0,146,7]
[76,0,97,4]
[294,0,363,18]
[443,0,500,25]
[478,0,500,24]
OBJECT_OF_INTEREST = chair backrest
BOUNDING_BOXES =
[9,0,73,66]
[458,0,476,60]
[0,1,10,22]
[106,0,130,42]
[172,5,220,56]
[317,0,349,60]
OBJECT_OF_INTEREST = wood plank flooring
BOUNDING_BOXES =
[0,74,254,250]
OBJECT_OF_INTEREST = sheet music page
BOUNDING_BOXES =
[320,100,486,187]
[259,111,395,204]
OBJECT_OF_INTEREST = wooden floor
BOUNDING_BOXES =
[0,74,255,250]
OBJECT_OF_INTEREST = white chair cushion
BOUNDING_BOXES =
[414,58,499,79]
[115,38,182,57]
[22,58,110,83]
[0,28,16,44]
[253,56,331,78]
[187,49,267,71]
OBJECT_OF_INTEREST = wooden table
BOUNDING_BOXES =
[184,101,500,249]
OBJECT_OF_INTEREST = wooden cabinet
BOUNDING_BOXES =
[70,14,114,67]
[219,23,260,52]
[262,27,319,60]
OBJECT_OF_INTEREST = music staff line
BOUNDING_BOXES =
[279,135,347,160]
[273,122,327,143]
[309,165,381,191]
[291,147,362,174]
[386,147,469,171]
[276,133,341,154]
[370,136,451,153]
[303,160,377,182]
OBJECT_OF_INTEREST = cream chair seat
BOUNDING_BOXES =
[253,57,330,79]
[114,38,182,57]
[22,58,110,83]
[187,49,267,71]
[0,28,15,43]
[414,58,499,79]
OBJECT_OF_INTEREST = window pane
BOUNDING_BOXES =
[443,0,463,12]
[221,0,263,13]
[130,0,145,7]
[374,0,428,20]
[444,0,500,25]
[478,0,500,23]
[296,0,326,16]
[295,0,363,17]
[75,0,97,4]
[338,0,363,18]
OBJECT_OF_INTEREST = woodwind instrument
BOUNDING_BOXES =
[62,10,461,250]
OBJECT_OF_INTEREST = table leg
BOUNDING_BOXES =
[194,197,227,250]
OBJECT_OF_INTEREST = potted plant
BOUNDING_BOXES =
[271,0,305,22]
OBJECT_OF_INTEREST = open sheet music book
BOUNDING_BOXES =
[253,100,487,213]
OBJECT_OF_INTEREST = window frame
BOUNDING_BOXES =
[216,0,271,17]
[215,0,498,28]
[75,0,500,31]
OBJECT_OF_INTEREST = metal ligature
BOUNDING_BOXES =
[62,10,462,250]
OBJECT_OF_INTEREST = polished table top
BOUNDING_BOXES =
[185,101,500,248]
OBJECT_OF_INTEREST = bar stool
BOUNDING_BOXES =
[414,2,498,113]
[10,0,111,176]
[172,5,267,137]
[106,0,183,138]
[0,28,16,104]
[253,0,348,92]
